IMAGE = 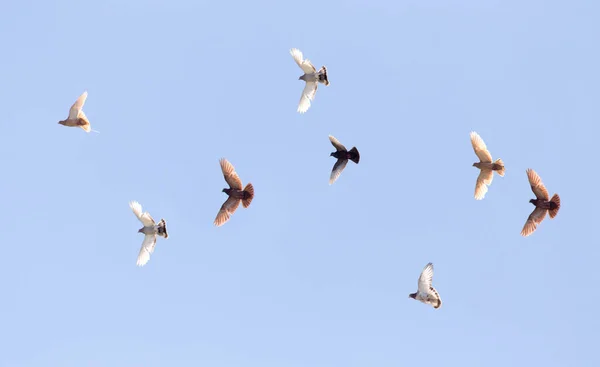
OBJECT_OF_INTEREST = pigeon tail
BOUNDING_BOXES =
[242,183,254,208]
[157,219,168,239]
[318,66,329,86]
[348,147,360,164]
[494,158,505,177]
[549,193,560,219]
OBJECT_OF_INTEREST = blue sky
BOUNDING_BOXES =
[1,0,599,366]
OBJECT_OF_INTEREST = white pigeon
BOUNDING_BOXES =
[409,262,442,309]
[290,48,329,113]
[58,91,99,133]
[129,201,168,267]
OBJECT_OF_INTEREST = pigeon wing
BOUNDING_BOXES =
[417,263,434,294]
[298,82,318,114]
[220,158,243,190]
[470,131,493,163]
[329,135,347,152]
[68,91,88,120]
[136,234,157,267]
[129,201,156,227]
[521,207,547,237]
[214,196,241,227]
[329,158,348,185]
[526,168,549,200]
[290,48,316,74]
[474,169,493,200]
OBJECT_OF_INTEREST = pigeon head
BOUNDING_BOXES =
[58,120,66,126]
[408,292,417,299]
[138,228,144,233]
[529,199,536,205]
[222,188,232,195]
[330,152,335,157]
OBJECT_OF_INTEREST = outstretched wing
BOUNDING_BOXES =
[290,48,316,74]
[297,82,318,114]
[214,196,241,227]
[470,131,493,163]
[129,201,155,227]
[521,207,547,237]
[220,158,243,190]
[329,158,348,185]
[417,263,434,294]
[474,169,493,200]
[136,234,157,267]
[68,91,88,119]
[526,168,549,200]
[329,135,347,152]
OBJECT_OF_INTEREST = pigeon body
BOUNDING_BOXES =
[521,169,560,237]
[409,262,442,309]
[470,131,505,200]
[129,201,168,267]
[214,158,254,227]
[328,135,359,185]
[58,91,94,133]
[290,48,329,114]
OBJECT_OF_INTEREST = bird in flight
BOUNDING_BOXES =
[290,48,329,114]
[521,168,560,237]
[129,201,168,267]
[409,262,442,309]
[328,135,359,185]
[58,91,99,133]
[470,131,505,200]
[214,158,254,227]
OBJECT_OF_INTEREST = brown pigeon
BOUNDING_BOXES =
[521,168,560,237]
[214,158,254,227]
[470,131,505,200]
[58,91,98,133]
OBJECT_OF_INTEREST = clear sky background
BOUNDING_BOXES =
[1,0,599,366]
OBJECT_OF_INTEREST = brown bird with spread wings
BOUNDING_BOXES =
[470,131,505,200]
[214,158,254,227]
[521,168,560,237]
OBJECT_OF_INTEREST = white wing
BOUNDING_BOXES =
[136,234,157,267]
[417,263,434,294]
[297,82,318,114]
[68,91,88,119]
[290,48,316,74]
[129,201,155,227]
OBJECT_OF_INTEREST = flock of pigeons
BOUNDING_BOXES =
[56,48,561,310]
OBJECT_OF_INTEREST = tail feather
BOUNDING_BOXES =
[349,147,360,164]
[494,158,505,177]
[158,219,168,239]
[549,193,560,219]
[242,183,254,208]
[319,66,329,86]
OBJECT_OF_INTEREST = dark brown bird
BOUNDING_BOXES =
[214,158,254,227]
[521,168,560,237]
[329,135,359,185]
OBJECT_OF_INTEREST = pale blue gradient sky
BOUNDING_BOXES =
[1,1,599,366]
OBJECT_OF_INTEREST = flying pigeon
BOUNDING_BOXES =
[328,135,359,185]
[290,48,329,114]
[409,262,442,309]
[58,91,98,133]
[214,158,254,227]
[521,168,560,237]
[129,201,168,267]
[470,131,505,200]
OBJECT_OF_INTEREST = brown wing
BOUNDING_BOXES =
[220,158,243,190]
[214,196,241,227]
[526,168,549,200]
[520,207,547,237]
